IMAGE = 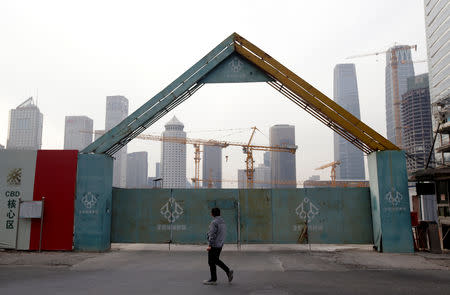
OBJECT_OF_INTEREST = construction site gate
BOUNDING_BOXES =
[110,188,373,245]
[74,33,414,253]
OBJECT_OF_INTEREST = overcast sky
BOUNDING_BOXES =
[0,0,429,186]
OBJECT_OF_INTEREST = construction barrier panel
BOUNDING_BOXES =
[111,187,374,244]
[74,154,113,251]
[368,150,414,253]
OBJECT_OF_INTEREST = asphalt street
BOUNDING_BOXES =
[1,246,449,295]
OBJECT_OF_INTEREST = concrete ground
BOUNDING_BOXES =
[1,244,449,295]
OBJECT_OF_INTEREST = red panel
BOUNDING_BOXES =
[30,150,78,250]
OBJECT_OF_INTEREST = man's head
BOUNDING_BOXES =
[211,207,220,217]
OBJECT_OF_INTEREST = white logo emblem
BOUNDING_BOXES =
[385,190,403,206]
[295,198,319,221]
[82,192,98,209]
[160,197,184,222]
[229,57,243,72]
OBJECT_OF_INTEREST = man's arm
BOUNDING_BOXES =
[207,221,218,247]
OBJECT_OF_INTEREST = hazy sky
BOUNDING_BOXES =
[0,0,429,186]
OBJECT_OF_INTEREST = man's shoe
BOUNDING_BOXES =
[203,280,217,285]
[227,269,234,283]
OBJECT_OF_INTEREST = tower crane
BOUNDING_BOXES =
[346,44,420,147]
[86,129,297,189]
[315,161,341,185]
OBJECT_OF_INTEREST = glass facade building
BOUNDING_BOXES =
[333,64,365,180]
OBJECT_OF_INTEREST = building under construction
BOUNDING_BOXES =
[385,45,415,148]
[401,73,433,175]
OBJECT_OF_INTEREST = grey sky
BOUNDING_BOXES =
[0,0,429,185]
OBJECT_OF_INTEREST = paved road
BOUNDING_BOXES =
[1,248,449,295]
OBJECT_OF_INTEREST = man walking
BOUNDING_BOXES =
[203,207,234,285]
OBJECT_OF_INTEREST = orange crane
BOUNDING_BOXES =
[87,129,297,189]
[315,161,341,185]
[346,45,420,147]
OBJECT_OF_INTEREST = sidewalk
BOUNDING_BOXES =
[1,244,449,270]
[111,243,374,252]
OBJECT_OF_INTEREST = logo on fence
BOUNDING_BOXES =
[160,197,184,222]
[295,197,319,221]
[82,192,98,209]
[229,57,243,72]
[385,190,403,206]
[7,168,22,186]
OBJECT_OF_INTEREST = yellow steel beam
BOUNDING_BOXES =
[233,33,399,152]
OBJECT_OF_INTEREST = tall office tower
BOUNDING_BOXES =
[155,162,161,178]
[6,97,43,150]
[263,151,270,168]
[254,164,271,188]
[269,124,296,188]
[385,46,415,147]
[424,0,450,164]
[401,74,433,174]
[333,64,366,180]
[161,116,186,188]
[64,116,93,150]
[105,96,129,187]
[126,152,148,188]
[237,169,248,189]
[202,145,222,188]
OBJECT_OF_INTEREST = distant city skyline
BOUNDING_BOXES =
[0,1,430,185]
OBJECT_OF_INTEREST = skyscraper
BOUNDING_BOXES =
[161,116,186,188]
[237,169,248,189]
[263,151,270,168]
[64,116,93,150]
[202,145,222,188]
[105,96,129,187]
[254,164,271,188]
[6,97,43,150]
[385,46,415,147]
[126,152,148,188]
[333,64,365,180]
[269,124,296,188]
[155,162,161,178]
[424,0,450,164]
[401,74,433,174]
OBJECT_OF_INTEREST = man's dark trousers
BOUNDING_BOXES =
[208,247,230,281]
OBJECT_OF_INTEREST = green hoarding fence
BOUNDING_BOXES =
[111,187,374,245]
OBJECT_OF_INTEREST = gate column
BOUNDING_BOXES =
[368,150,413,253]
[74,154,113,251]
